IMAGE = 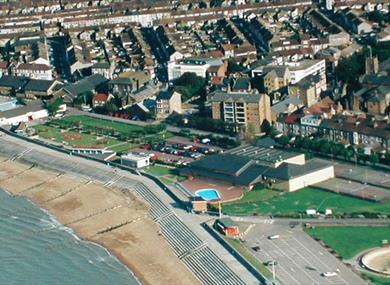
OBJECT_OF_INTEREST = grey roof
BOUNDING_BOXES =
[226,145,300,165]
[211,91,265,103]
[156,89,175,100]
[24,79,56,92]
[256,137,276,148]
[271,97,302,114]
[232,78,251,91]
[216,218,238,228]
[0,75,29,89]
[63,74,108,98]
[0,100,44,119]
[361,74,390,86]
[263,66,289,78]
[92,62,110,69]
[187,154,252,176]
[263,159,331,180]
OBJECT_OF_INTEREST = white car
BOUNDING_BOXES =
[322,272,337,277]
[268,235,280,240]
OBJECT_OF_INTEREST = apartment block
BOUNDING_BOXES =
[211,91,271,133]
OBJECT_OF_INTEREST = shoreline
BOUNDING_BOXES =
[0,157,200,285]
[0,187,142,284]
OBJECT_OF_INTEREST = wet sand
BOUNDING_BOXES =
[0,156,200,285]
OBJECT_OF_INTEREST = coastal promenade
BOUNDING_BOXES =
[0,132,260,285]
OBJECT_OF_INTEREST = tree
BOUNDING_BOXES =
[334,52,365,85]
[319,140,331,154]
[277,135,289,146]
[198,1,207,9]
[261,120,272,134]
[244,122,256,144]
[74,91,94,105]
[173,72,206,102]
[210,0,223,7]
[45,97,63,116]
[227,59,244,74]
[369,152,379,166]
[104,100,118,114]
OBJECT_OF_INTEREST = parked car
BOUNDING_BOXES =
[268,235,280,240]
[322,272,337,277]
[252,246,261,252]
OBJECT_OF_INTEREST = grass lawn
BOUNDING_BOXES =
[222,187,390,216]
[363,273,390,285]
[145,165,174,176]
[33,125,119,148]
[60,115,143,134]
[223,237,273,279]
[306,226,390,259]
[145,165,187,184]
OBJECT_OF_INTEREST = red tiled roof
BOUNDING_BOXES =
[93,93,108,102]
[0,61,8,69]
[16,63,51,71]
[210,76,223,85]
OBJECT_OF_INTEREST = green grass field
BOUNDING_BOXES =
[60,115,143,134]
[363,273,390,285]
[222,187,390,216]
[34,124,136,153]
[306,226,390,259]
[144,164,186,184]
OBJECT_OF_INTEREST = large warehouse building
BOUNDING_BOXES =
[182,145,334,192]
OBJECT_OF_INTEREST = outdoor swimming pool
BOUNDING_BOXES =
[195,189,221,201]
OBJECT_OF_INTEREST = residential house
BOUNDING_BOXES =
[155,89,182,119]
[92,93,112,108]
[352,85,390,115]
[109,70,150,107]
[0,61,9,77]
[0,75,29,96]
[58,74,109,105]
[15,63,53,80]
[289,74,326,107]
[23,79,62,99]
[91,62,114,79]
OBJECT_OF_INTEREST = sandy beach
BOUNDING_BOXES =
[0,156,200,285]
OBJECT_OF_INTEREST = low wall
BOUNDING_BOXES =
[202,222,271,285]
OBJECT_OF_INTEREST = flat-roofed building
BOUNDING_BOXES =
[211,91,271,133]
[121,152,150,169]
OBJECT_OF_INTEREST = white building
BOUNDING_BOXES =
[121,153,150,169]
[285,59,326,84]
[0,101,66,126]
[168,57,225,81]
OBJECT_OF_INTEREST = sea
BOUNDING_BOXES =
[0,188,140,285]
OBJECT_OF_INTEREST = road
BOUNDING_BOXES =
[241,222,368,285]
[0,132,260,285]
[232,216,390,226]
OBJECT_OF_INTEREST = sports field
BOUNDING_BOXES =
[222,187,390,216]
[305,226,390,259]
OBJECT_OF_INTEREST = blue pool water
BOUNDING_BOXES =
[195,189,221,201]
